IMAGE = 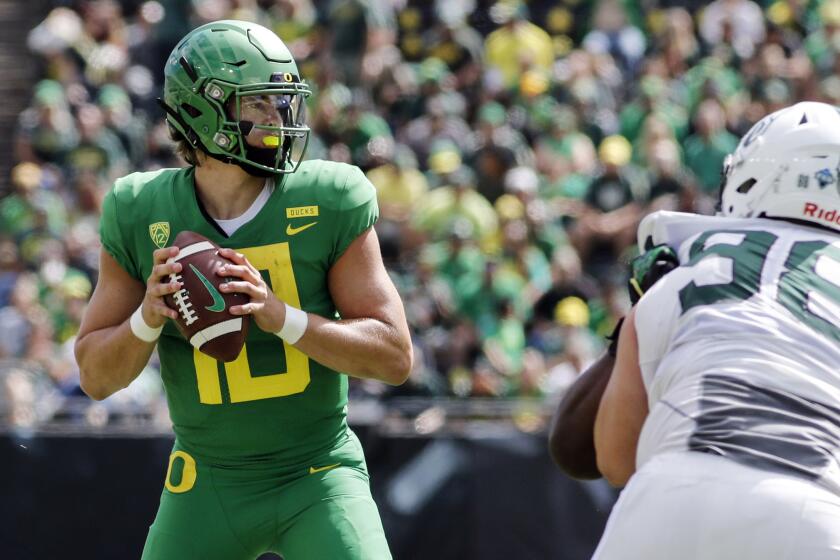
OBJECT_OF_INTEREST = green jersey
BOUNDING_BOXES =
[100,160,378,467]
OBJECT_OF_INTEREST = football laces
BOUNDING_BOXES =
[169,272,198,325]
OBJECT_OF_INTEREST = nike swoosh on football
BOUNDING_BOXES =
[309,463,340,475]
[189,263,226,312]
[286,221,318,236]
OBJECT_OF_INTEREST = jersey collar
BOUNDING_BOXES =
[172,166,286,245]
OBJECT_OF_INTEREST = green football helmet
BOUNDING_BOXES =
[161,20,311,176]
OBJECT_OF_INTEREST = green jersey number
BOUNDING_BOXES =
[679,230,778,311]
[778,241,840,344]
[193,242,311,404]
[678,230,840,343]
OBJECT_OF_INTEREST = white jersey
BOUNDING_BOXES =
[634,216,840,494]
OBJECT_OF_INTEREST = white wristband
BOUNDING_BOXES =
[274,303,308,344]
[129,306,163,343]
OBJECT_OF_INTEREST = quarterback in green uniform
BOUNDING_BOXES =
[74,20,412,559]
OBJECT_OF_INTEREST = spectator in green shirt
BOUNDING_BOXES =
[15,80,79,165]
[684,99,739,194]
[0,163,68,240]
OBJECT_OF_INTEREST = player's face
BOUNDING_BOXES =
[230,94,303,150]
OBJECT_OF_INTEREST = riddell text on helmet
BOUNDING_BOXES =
[803,202,840,225]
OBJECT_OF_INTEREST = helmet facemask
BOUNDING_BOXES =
[717,153,762,215]
[204,79,310,177]
[715,153,733,214]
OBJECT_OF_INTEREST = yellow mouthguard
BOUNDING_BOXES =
[262,136,280,147]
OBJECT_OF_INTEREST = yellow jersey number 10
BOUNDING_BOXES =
[192,242,310,404]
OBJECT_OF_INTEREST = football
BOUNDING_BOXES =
[164,231,249,362]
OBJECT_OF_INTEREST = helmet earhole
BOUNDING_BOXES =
[180,103,202,118]
[736,179,757,193]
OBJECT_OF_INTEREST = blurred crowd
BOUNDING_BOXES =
[2,0,838,426]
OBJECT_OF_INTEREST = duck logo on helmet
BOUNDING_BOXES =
[270,72,300,84]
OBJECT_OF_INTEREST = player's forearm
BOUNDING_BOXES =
[75,323,156,400]
[548,352,615,479]
[292,314,413,385]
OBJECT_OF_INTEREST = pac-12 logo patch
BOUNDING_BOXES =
[149,222,171,248]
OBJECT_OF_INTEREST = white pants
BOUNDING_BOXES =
[593,452,840,560]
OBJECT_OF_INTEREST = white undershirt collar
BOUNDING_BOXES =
[214,179,274,236]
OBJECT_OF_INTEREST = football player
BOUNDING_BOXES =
[74,21,412,559]
[592,102,840,558]
[548,243,678,479]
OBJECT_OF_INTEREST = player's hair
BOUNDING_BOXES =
[171,129,201,166]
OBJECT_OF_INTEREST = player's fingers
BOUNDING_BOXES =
[219,249,261,277]
[217,263,259,283]
[150,280,182,297]
[229,302,257,315]
[150,261,182,281]
[159,304,180,320]
[216,263,241,276]
[220,280,262,298]
[147,300,179,321]
[218,248,246,264]
[153,246,179,265]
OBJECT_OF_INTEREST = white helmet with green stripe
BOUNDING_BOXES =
[161,20,311,176]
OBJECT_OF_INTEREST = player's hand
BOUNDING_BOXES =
[628,243,680,304]
[216,248,286,333]
[142,246,183,327]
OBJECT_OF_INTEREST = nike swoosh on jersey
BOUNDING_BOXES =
[286,221,318,236]
[190,263,226,312]
[309,463,341,475]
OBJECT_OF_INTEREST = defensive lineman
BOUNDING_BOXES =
[75,21,411,559]
[594,102,840,558]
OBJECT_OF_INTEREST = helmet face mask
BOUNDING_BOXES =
[217,85,310,175]
[163,21,311,176]
[718,102,840,234]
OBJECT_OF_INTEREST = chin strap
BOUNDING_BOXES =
[236,160,279,178]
